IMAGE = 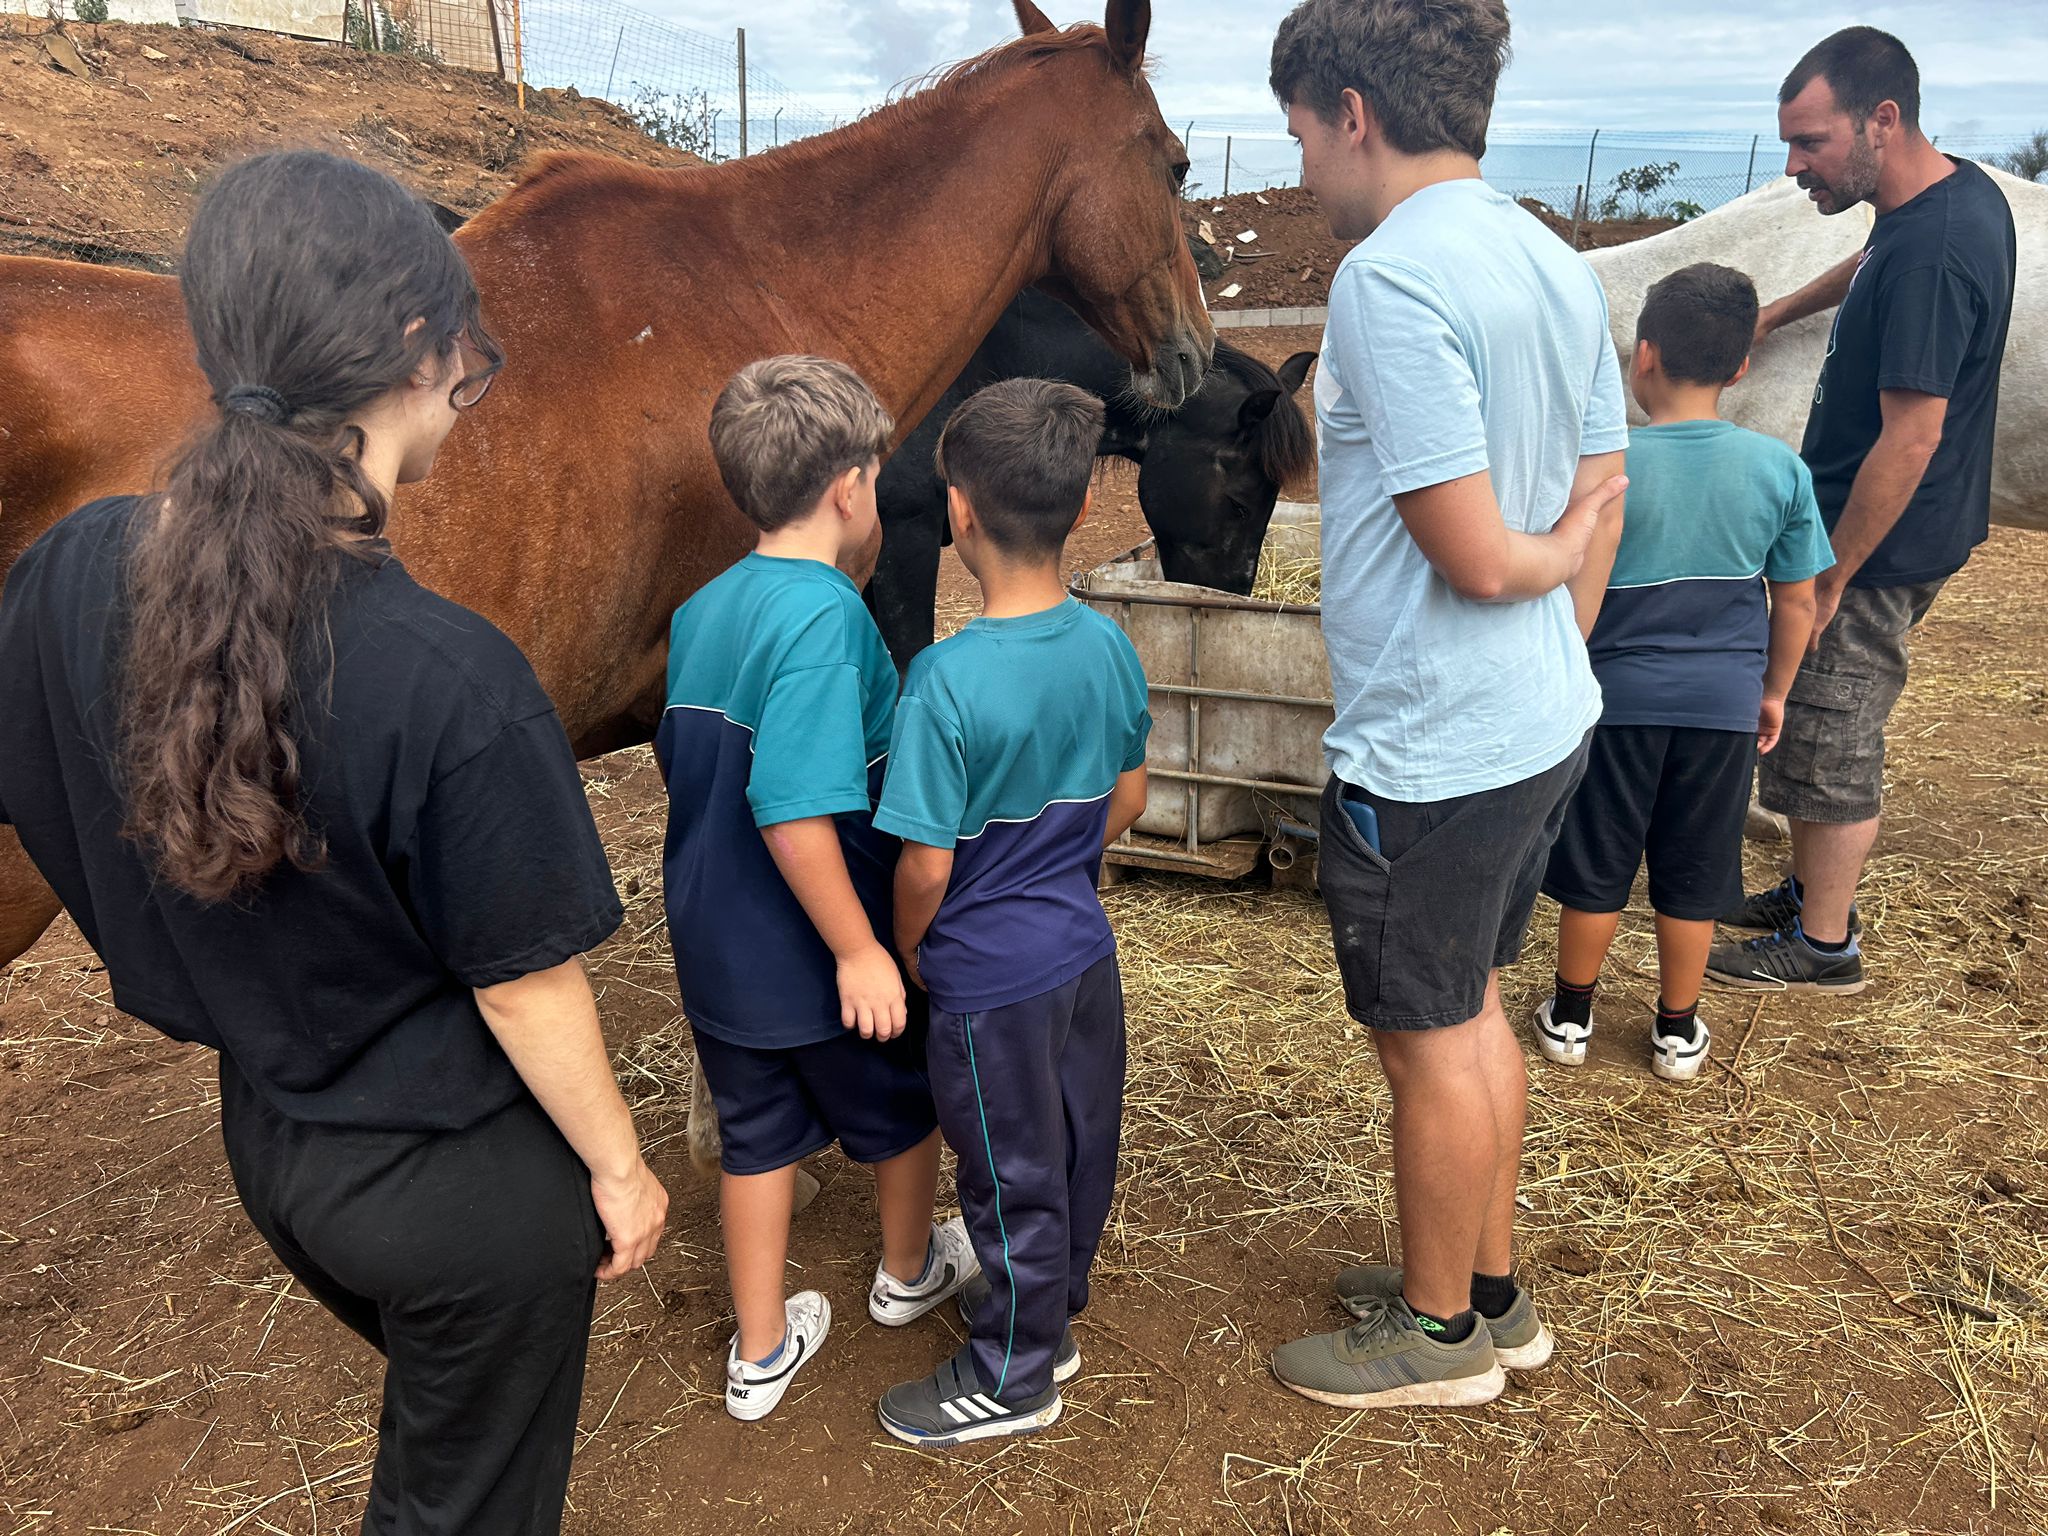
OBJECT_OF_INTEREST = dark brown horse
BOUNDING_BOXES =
[0,0,1212,967]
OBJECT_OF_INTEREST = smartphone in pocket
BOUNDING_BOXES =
[1338,792,1381,854]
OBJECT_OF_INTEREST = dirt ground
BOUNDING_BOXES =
[1185,187,1679,310]
[2,30,2045,1536]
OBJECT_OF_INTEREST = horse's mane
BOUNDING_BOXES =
[1212,341,1315,490]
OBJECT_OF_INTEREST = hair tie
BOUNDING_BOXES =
[220,384,293,425]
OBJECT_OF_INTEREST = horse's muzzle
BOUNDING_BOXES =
[1132,326,1215,410]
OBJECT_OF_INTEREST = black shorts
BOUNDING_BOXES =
[690,1020,938,1176]
[1542,724,1754,922]
[1319,735,1590,1031]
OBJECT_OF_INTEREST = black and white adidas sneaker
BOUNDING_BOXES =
[877,1347,1061,1449]
[724,1290,830,1422]
[869,1217,980,1326]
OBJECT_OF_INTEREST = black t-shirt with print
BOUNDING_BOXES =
[1801,157,2016,589]
[0,498,622,1131]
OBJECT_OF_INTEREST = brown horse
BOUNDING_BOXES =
[0,0,1212,967]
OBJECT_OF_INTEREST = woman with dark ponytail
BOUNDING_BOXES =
[0,151,667,1533]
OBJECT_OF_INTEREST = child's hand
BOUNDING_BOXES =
[839,941,908,1041]
[1758,696,1785,754]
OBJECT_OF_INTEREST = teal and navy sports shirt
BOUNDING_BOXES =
[876,598,1150,1015]
[1590,421,1836,733]
[656,553,899,1048]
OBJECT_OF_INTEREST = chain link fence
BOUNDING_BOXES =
[1176,119,2044,215]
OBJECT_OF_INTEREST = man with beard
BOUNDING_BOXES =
[1708,27,2015,993]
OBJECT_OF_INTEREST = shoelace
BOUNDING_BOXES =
[1343,1293,1407,1348]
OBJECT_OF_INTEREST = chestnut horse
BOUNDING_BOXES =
[0,0,1212,968]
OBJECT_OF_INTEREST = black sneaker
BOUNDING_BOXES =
[1705,927,1865,993]
[1720,875,1861,937]
[956,1273,1080,1384]
[877,1347,1061,1448]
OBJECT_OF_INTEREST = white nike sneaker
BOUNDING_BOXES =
[1651,1015,1711,1083]
[869,1217,981,1326]
[725,1290,831,1422]
[1533,996,1593,1066]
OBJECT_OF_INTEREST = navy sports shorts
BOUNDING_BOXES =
[690,1020,938,1176]
[1543,723,1754,921]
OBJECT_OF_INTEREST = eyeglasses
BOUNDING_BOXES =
[451,333,499,410]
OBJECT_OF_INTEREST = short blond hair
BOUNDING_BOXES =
[709,356,894,530]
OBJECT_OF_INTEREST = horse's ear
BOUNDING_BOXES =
[1013,0,1057,36]
[1237,388,1282,432]
[1277,351,1316,395]
[1104,0,1150,77]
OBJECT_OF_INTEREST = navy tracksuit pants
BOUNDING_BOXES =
[926,953,1126,1404]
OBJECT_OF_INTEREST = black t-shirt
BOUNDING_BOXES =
[0,498,623,1131]
[1801,157,2016,589]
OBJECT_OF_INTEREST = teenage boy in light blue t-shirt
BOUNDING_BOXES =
[1267,0,1630,1413]
[1537,265,1833,1085]
[659,357,978,1426]
[872,379,1151,1449]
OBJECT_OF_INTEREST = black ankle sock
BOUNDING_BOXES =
[1470,1271,1518,1319]
[1654,1000,1701,1041]
[1801,928,1852,953]
[1551,973,1597,1028]
[1409,1305,1477,1343]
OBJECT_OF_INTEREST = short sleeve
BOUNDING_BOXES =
[1766,457,1837,583]
[875,695,970,848]
[1877,263,1979,398]
[749,662,874,827]
[408,712,623,989]
[1581,313,1630,456]
[1331,258,1490,495]
[1117,640,1152,772]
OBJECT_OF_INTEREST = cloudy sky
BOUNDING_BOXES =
[642,0,2046,142]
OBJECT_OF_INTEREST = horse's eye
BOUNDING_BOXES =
[1171,158,1190,189]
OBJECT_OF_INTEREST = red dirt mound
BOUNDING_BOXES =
[0,16,693,271]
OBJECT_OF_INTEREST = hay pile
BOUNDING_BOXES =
[1252,523,1323,605]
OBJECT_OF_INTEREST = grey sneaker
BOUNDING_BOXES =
[1705,927,1865,993]
[877,1346,1061,1448]
[1332,1265,1553,1370]
[1721,876,1861,938]
[1272,1295,1505,1409]
[956,1272,1080,1384]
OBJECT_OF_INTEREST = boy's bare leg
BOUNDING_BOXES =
[1470,974,1525,1279]
[723,1166,797,1359]
[872,1129,943,1284]
[1653,915,1715,1012]
[1555,907,1622,987]
[1373,997,1504,1318]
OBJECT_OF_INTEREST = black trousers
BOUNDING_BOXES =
[219,1058,603,1536]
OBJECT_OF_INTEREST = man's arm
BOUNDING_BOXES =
[1103,766,1147,847]
[1393,467,1629,604]
[762,816,906,1039]
[475,959,668,1281]
[892,841,955,987]
[1809,389,1947,647]
[1562,450,1629,637]
[1759,578,1818,753]
[1756,252,1861,344]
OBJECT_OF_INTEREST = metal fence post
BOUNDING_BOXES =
[1743,132,1760,195]
[602,25,625,102]
[1569,128,1598,247]
[1223,134,1232,196]
[773,107,783,147]
[736,28,748,157]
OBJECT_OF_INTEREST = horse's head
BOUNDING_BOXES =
[1013,1,1214,408]
[1137,346,1315,593]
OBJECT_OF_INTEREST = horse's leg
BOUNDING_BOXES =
[0,830,63,969]
[867,503,947,676]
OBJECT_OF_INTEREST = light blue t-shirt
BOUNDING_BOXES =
[1316,179,1629,801]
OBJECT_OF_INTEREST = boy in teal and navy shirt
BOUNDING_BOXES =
[873,379,1151,1448]
[660,357,977,1424]
[1537,265,1834,1081]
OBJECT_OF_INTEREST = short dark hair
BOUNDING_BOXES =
[709,356,893,531]
[935,379,1105,560]
[1269,0,1511,160]
[1636,264,1759,387]
[1780,26,1919,129]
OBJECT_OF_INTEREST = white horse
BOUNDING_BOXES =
[1586,169,2045,530]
